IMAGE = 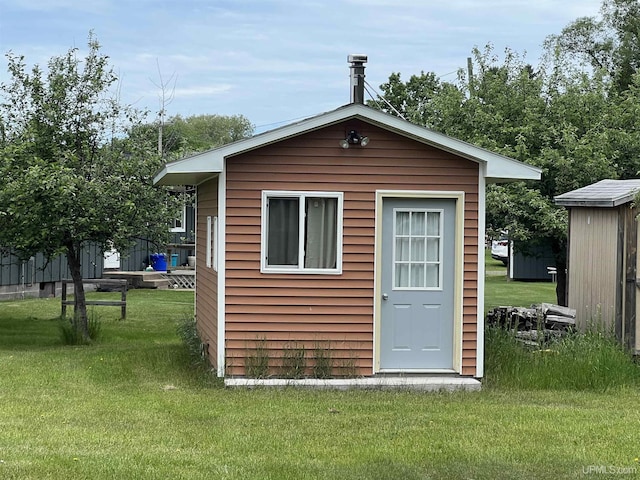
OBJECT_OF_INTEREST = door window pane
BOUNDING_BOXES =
[396,238,410,261]
[426,264,439,288]
[427,212,440,236]
[413,237,426,261]
[411,211,426,235]
[396,211,410,235]
[426,238,439,262]
[394,209,442,289]
[396,263,409,288]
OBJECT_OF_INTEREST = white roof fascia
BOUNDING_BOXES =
[154,103,541,186]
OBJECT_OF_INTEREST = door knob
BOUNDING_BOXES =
[382,293,389,301]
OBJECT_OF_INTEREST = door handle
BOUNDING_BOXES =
[382,293,389,301]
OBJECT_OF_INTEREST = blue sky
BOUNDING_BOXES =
[0,0,602,132]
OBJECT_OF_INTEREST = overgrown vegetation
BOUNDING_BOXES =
[312,340,333,379]
[244,336,270,378]
[484,311,640,392]
[281,341,307,378]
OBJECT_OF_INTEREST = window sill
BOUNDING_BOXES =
[261,267,342,275]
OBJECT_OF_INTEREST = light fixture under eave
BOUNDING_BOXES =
[340,130,369,149]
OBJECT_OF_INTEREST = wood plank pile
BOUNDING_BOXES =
[486,303,577,346]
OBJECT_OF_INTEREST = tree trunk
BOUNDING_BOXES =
[65,241,89,340]
[551,237,568,307]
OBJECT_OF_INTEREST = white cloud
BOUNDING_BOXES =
[173,84,233,97]
[0,0,611,128]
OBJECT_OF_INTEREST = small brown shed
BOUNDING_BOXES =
[555,179,640,352]
[154,59,541,386]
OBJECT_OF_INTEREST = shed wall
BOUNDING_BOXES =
[221,121,480,377]
[195,177,219,367]
[567,208,619,329]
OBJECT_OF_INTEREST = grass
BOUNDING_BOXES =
[484,251,557,312]
[0,277,639,478]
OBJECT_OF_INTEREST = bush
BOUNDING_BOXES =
[484,325,640,391]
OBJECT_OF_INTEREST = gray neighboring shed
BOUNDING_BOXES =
[555,179,640,352]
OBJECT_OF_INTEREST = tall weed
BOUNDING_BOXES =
[59,309,102,345]
[484,325,640,391]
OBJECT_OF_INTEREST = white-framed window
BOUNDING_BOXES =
[261,191,343,274]
[393,208,443,290]
[206,216,218,270]
[212,216,218,272]
[170,204,186,233]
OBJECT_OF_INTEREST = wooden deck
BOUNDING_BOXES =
[102,270,195,290]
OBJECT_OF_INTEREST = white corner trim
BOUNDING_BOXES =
[217,169,226,377]
[476,165,487,378]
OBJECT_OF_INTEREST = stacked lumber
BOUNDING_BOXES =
[487,303,577,346]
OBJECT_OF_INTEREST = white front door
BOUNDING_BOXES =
[379,197,456,370]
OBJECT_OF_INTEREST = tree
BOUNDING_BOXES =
[371,44,624,305]
[544,0,640,94]
[131,113,254,161]
[0,34,177,340]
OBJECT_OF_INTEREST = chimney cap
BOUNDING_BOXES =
[347,54,368,64]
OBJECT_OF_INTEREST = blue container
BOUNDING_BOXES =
[171,253,179,267]
[150,253,167,271]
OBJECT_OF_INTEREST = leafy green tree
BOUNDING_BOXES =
[133,113,253,160]
[371,44,624,305]
[0,34,177,339]
[545,0,640,94]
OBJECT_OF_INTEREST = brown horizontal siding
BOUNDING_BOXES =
[195,177,219,369]
[224,120,479,377]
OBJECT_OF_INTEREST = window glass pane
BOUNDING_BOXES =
[426,264,439,287]
[395,263,409,288]
[427,212,440,236]
[426,238,439,262]
[267,198,299,266]
[396,211,410,235]
[396,238,410,261]
[304,197,338,269]
[411,264,425,288]
[411,211,426,235]
[412,238,426,261]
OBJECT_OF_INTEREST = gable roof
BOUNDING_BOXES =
[154,103,541,186]
[554,179,640,208]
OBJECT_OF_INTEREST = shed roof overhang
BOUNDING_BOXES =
[554,179,640,208]
[154,103,542,186]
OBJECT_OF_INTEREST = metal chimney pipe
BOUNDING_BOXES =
[348,54,367,104]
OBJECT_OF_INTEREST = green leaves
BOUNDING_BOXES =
[0,32,176,262]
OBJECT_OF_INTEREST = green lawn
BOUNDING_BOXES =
[0,280,639,479]
[484,250,557,311]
